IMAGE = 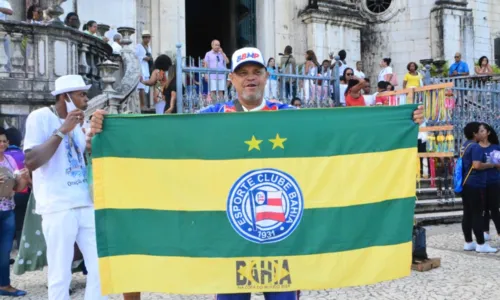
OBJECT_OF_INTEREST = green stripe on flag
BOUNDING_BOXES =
[92,105,418,160]
[95,197,415,258]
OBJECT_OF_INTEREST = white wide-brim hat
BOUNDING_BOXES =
[51,75,91,96]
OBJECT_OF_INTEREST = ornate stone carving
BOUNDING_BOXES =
[47,0,67,26]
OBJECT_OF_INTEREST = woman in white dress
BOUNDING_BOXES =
[303,50,320,103]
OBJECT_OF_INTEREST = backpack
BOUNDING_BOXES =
[412,225,428,262]
[453,143,473,193]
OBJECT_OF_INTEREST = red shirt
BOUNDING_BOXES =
[345,94,366,107]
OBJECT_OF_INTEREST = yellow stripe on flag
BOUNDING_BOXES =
[93,148,416,211]
[98,242,411,295]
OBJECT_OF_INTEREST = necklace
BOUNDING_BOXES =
[51,106,83,166]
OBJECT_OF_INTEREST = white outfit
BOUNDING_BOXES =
[339,84,348,106]
[364,93,376,106]
[264,80,278,100]
[155,100,166,114]
[304,65,317,101]
[111,42,122,54]
[210,79,226,92]
[378,66,393,83]
[24,107,107,300]
[354,69,365,79]
[135,43,151,93]
[338,61,349,77]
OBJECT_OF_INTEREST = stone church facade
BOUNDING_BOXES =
[13,0,500,82]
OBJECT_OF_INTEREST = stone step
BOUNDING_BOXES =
[415,198,462,213]
[415,210,463,225]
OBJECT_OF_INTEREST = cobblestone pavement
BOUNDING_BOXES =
[5,223,500,300]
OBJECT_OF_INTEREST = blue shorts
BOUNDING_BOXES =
[216,291,299,300]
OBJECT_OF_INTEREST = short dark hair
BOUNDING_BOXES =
[407,62,418,71]
[338,50,346,60]
[284,46,292,55]
[378,81,389,90]
[364,77,370,83]
[291,97,301,105]
[0,127,6,137]
[463,122,480,140]
[383,58,392,66]
[5,127,22,147]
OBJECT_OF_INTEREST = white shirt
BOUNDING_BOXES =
[0,0,12,21]
[364,93,376,106]
[378,66,393,82]
[339,84,347,105]
[111,42,122,54]
[135,43,151,78]
[24,107,92,215]
[354,69,365,79]
[338,61,349,77]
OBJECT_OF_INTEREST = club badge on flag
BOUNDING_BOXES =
[227,168,304,244]
[253,190,286,223]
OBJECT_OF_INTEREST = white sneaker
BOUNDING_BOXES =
[464,241,477,251]
[484,232,491,241]
[476,243,498,253]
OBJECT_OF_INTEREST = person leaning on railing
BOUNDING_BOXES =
[475,56,493,76]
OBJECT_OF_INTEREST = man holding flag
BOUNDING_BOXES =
[88,47,424,299]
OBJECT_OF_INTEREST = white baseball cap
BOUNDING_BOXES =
[231,47,265,72]
[51,75,91,96]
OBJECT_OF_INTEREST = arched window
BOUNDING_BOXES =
[366,0,392,14]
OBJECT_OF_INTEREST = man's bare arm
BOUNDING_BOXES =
[24,136,63,171]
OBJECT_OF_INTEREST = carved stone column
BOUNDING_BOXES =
[47,0,67,26]
[0,30,10,78]
[78,43,90,83]
[117,27,135,51]
[97,24,110,39]
[98,60,120,94]
[24,35,35,79]
[10,32,26,78]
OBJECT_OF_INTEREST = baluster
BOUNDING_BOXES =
[97,24,110,40]
[117,27,135,51]
[0,29,9,78]
[89,48,98,81]
[25,35,35,79]
[78,43,90,83]
[98,60,120,112]
[10,32,26,78]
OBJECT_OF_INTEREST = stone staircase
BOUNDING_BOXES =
[415,178,463,225]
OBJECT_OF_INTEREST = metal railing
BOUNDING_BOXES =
[174,44,341,113]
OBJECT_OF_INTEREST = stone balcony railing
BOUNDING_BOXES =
[0,21,141,132]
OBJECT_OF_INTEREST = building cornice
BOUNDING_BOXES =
[299,0,366,29]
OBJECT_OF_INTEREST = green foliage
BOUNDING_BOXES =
[419,62,450,77]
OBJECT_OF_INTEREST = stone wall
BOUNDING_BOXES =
[361,0,436,87]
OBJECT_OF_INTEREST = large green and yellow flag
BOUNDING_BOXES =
[91,105,418,295]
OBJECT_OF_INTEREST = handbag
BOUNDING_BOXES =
[0,166,15,197]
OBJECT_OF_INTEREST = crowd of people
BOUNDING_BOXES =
[0,41,424,299]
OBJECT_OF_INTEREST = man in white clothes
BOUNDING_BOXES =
[111,33,122,54]
[23,75,107,300]
[135,30,153,109]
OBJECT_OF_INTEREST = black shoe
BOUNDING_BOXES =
[9,258,14,265]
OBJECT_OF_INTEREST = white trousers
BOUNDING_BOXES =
[264,80,278,100]
[42,207,107,300]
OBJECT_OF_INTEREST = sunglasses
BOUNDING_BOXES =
[346,73,353,76]
[454,56,460,58]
